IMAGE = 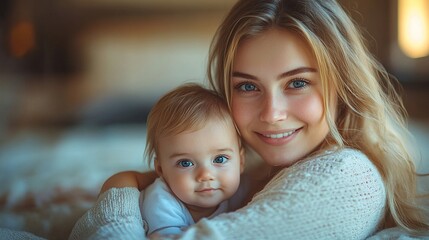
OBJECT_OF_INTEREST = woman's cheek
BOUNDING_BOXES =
[231,100,249,129]
[291,93,325,124]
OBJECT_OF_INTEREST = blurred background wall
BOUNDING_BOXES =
[338,0,429,121]
[0,0,428,136]
[0,0,236,137]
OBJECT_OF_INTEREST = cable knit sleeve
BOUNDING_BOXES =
[174,148,386,240]
[68,187,146,240]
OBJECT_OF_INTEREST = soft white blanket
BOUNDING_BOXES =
[0,125,148,239]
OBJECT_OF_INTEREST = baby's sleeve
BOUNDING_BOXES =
[141,179,192,236]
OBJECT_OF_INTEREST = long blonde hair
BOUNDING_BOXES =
[207,0,428,234]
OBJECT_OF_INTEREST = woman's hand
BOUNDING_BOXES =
[99,170,158,195]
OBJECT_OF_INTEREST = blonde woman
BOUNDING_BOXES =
[70,0,429,239]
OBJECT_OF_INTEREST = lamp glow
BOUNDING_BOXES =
[398,0,429,58]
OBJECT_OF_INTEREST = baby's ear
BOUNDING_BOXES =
[154,157,163,177]
[239,148,246,174]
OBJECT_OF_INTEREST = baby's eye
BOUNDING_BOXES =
[177,160,194,168]
[237,83,258,92]
[288,79,308,89]
[213,155,229,164]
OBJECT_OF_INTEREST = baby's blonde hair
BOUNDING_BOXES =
[208,0,428,234]
[144,83,236,166]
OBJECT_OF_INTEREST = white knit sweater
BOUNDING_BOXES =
[69,148,387,240]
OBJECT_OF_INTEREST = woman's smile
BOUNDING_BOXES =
[260,128,300,139]
[256,128,302,145]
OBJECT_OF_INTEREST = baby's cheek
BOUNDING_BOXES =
[221,171,241,194]
[169,177,191,198]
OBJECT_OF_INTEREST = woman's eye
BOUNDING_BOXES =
[288,79,308,89]
[213,155,229,164]
[238,83,257,92]
[177,160,194,168]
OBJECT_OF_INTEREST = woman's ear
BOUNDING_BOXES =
[154,157,163,177]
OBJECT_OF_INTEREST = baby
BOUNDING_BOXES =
[140,83,245,236]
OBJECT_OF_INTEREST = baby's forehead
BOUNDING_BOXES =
[187,115,237,134]
[156,116,241,155]
[160,116,238,144]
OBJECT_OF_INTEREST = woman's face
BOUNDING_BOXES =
[231,28,332,167]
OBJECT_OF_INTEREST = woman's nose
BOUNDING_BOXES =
[259,93,287,124]
[196,166,215,182]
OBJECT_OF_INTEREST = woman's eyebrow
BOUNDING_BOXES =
[232,71,257,80]
[232,67,317,80]
[278,67,317,79]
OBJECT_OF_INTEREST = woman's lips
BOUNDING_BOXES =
[261,128,298,138]
[257,128,301,145]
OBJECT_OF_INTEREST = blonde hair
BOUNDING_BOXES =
[207,0,428,234]
[144,83,236,166]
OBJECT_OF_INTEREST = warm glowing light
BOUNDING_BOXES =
[398,0,429,58]
[9,21,35,58]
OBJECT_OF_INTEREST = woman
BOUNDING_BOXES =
[69,0,429,239]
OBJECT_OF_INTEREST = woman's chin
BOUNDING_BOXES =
[260,153,300,168]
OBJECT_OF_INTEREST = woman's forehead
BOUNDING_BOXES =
[233,28,317,77]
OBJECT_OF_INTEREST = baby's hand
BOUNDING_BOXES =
[99,171,141,194]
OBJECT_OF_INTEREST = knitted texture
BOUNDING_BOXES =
[68,187,144,240]
[0,228,45,240]
[68,148,386,240]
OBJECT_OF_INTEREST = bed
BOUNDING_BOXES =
[0,124,149,239]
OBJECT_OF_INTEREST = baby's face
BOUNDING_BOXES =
[156,118,243,211]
